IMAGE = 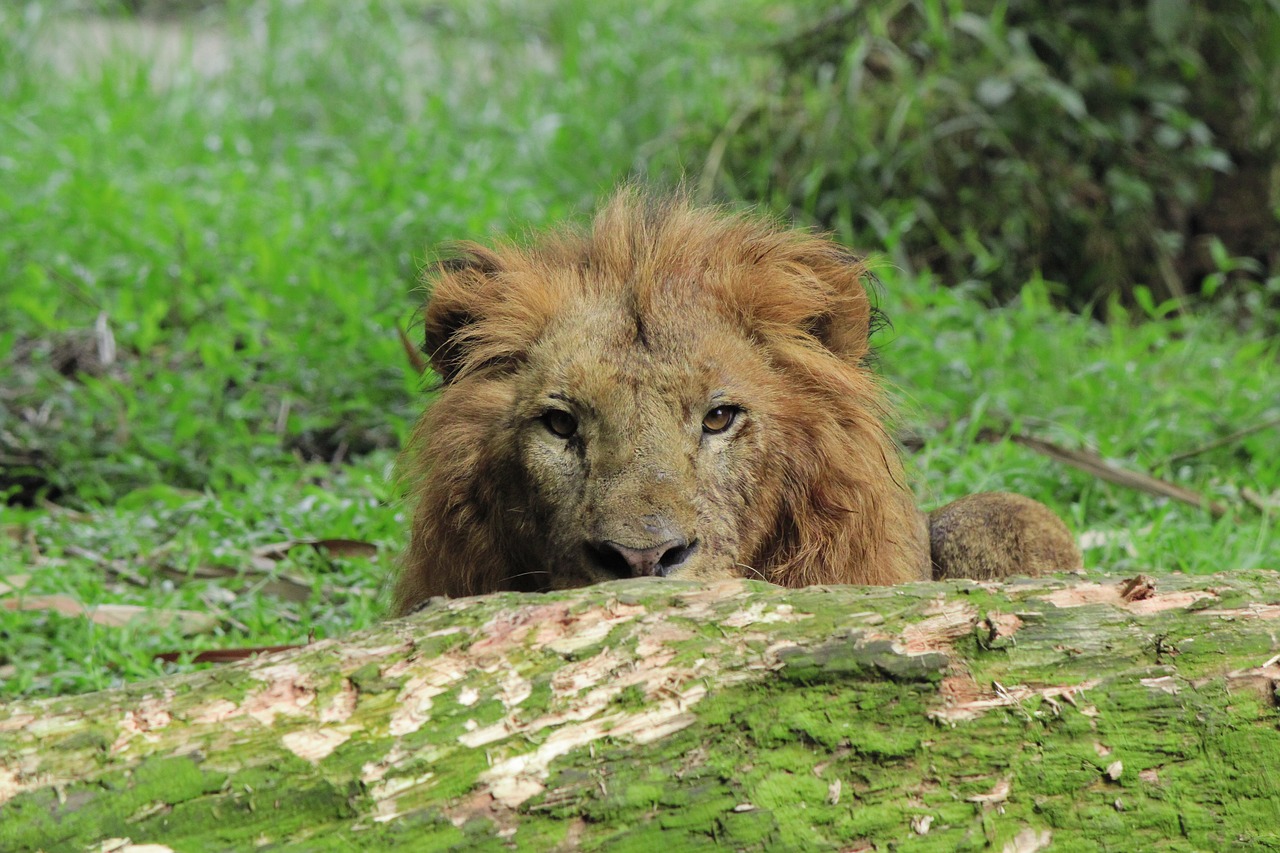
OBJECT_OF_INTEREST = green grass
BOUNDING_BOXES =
[1,0,1275,700]
[882,272,1279,578]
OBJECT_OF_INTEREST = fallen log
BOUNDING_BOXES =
[3,571,1280,851]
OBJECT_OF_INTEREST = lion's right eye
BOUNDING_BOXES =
[702,405,739,434]
[542,410,578,438]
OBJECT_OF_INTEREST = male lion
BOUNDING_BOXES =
[393,190,1080,615]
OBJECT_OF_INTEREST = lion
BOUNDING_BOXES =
[392,189,1080,615]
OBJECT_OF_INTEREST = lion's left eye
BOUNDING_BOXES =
[702,406,739,434]
[542,409,579,438]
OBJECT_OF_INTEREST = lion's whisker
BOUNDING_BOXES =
[505,570,552,582]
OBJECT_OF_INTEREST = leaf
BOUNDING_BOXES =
[312,538,380,559]
[1039,79,1086,119]
[976,77,1015,108]
[256,575,316,604]
[2,595,218,635]
[116,484,205,511]
[160,563,314,603]
[91,604,219,635]
[252,538,379,561]
[1147,0,1191,44]
[1133,285,1157,317]
[2,593,83,618]
[0,574,31,596]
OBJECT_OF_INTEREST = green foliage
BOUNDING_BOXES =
[709,0,1280,310]
[0,0,768,508]
[0,0,1275,701]
[879,265,1279,579]
[0,0,773,697]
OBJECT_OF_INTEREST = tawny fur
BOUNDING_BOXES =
[393,190,1079,615]
[929,492,1081,581]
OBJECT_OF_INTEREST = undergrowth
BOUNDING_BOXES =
[0,0,1275,699]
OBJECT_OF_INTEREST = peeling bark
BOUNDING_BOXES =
[3,572,1280,851]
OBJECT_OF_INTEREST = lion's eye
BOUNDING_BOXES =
[542,409,578,438]
[702,406,738,434]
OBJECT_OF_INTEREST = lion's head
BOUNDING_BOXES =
[394,190,928,614]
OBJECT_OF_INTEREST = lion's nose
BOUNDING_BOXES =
[589,538,698,578]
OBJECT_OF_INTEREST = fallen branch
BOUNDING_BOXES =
[1000,430,1230,517]
[1162,414,1280,466]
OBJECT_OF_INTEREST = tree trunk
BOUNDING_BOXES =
[3,572,1280,852]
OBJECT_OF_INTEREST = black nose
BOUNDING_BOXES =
[588,538,698,578]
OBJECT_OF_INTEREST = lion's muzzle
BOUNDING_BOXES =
[585,536,699,578]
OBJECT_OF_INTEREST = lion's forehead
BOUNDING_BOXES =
[527,301,765,411]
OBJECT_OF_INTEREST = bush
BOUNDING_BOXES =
[708,0,1280,311]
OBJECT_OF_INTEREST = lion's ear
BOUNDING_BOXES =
[788,247,880,363]
[422,245,505,384]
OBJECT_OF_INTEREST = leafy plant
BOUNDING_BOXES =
[707,0,1280,313]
